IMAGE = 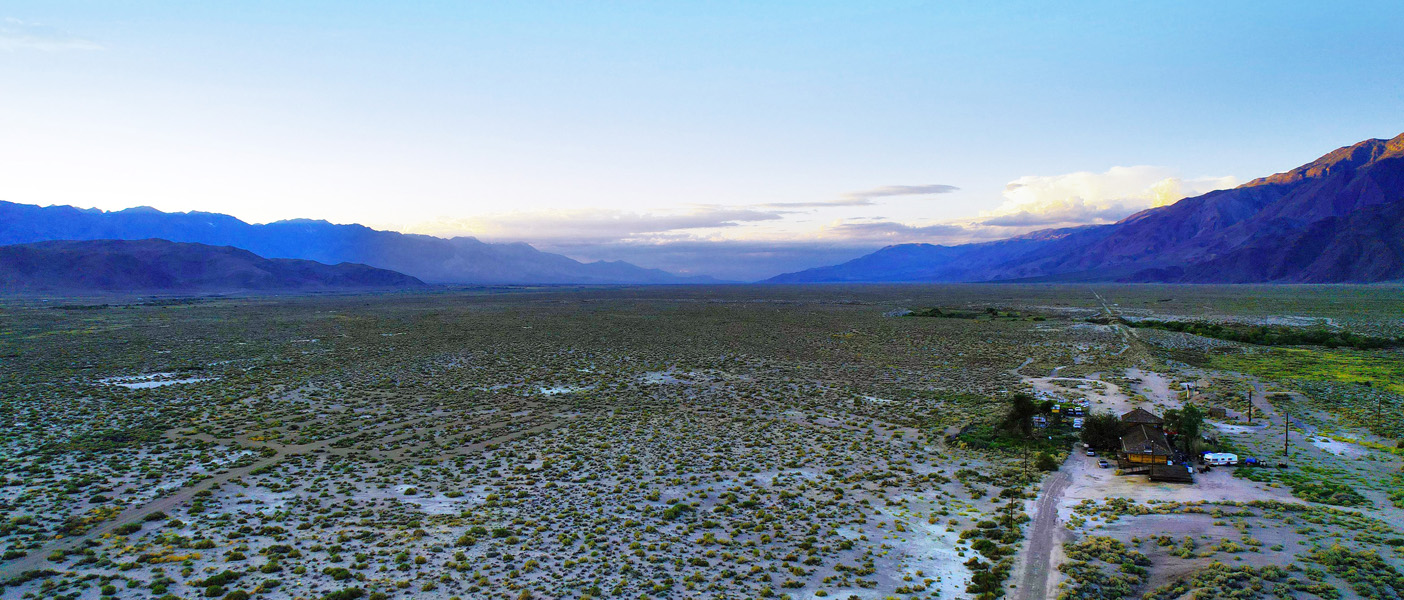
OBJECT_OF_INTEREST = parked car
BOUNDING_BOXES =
[1085,448,1095,456]
[1098,460,1110,468]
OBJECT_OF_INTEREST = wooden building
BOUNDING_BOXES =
[1119,423,1175,466]
[1116,407,1192,483]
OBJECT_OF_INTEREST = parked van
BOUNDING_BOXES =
[1203,452,1238,466]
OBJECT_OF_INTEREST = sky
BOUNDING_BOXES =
[2,1,1403,280]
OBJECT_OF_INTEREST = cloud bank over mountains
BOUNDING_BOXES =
[414,183,965,245]
[981,166,1238,228]
[395,169,1236,280]
[418,207,787,245]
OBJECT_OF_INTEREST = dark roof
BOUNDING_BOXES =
[1121,423,1174,456]
[1121,408,1165,425]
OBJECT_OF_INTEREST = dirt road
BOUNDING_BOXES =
[1013,464,1071,600]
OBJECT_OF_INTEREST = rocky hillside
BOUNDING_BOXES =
[771,133,1404,283]
[0,239,426,292]
[0,203,712,284]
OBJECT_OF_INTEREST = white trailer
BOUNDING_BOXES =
[1203,452,1238,466]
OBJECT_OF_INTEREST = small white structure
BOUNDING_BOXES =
[1203,452,1238,466]
[1072,417,1085,429]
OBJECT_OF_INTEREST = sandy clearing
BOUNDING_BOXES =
[896,514,973,600]
[1060,450,1294,507]
[1213,423,1270,435]
[1028,375,1129,414]
[1310,436,1367,458]
[1126,368,1183,409]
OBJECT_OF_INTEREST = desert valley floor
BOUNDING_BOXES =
[2,284,1404,600]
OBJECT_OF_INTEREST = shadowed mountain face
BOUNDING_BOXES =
[0,204,710,284]
[0,239,425,292]
[771,133,1404,284]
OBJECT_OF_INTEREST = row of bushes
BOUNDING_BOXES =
[1144,562,1339,599]
[1310,545,1404,599]
[1125,319,1401,350]
[1236,468,1369,507]
[910,307,1046,321]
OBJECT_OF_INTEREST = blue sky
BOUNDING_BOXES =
[2,1,1402,279]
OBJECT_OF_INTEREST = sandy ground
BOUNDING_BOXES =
[875,502,971,600]
[1028,375,1127,413]
[1213,422,1270,435]
[1125,367,1184,410]
[1026,366,1185,418]
[1089,511,1305,591]
[1309,436,1368,458]
[1060,448,1294,507]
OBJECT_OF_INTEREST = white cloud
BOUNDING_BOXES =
[822,219,975,244]
[761,183,959,208]
[980,166,1236,227]
[409,207,785,243]
[845,184,960,201]
[0,18,103,52]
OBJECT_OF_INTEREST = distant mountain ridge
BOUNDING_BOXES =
[0,203,712,284]
[0,239,425,292]
[770,133,1404,284]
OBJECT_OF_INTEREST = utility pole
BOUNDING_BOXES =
[1374,382,1381,425]
[1246,390,1253,425]
[1283,412,1290,462]
[1011,435,1029,529]
[1006,474,1018,528]
[1022,436,1030,482]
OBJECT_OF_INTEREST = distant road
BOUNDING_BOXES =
[1090,288,1115,317]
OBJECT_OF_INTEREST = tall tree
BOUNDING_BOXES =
[1080,411,1122,451]
[1175,405,1204,455]
[1163,406,1204,455]
[1002,393,1038,438]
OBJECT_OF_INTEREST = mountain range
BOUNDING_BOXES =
[0,202,711,285]
[2,133,1401,286]
[770,132,1404,284]
[0,239,424,292]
